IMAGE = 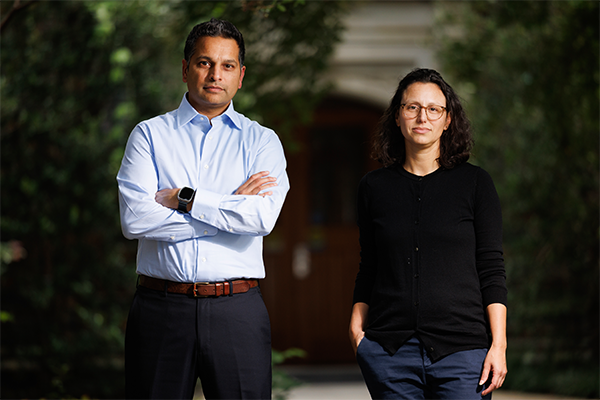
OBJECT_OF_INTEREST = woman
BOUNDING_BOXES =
[350,68,507,399]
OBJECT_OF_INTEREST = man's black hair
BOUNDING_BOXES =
[184,18,245,67]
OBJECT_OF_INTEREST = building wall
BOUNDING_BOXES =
[327,1,436,108]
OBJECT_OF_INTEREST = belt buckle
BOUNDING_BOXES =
[193,282,211,297]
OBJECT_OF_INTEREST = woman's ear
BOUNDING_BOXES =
[444,113,451,131]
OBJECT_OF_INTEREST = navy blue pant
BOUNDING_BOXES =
[125,285,272,399]
[357,336,491,400]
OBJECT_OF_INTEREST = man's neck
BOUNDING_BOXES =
[187,94,230,122]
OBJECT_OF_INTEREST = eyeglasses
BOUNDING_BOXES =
[401,103,447,121]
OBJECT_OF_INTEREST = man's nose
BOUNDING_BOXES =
[208,65,221,81]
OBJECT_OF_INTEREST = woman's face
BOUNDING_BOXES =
[395,82,451,152]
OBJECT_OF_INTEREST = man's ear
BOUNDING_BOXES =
[238,65,246,89]
[182,59,188,83]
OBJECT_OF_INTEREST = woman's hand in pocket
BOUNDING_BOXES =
[349,302,369,355]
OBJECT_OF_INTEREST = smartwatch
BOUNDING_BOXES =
[177,187,195,213]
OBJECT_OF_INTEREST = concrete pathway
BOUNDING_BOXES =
[280,365,584,400]
[287,382,583,400]
[193,364,584,399]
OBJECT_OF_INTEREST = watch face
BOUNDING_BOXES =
[179,187,195,201]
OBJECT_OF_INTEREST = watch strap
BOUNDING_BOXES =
[177,200,188,213]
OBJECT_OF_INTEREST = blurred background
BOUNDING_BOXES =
[1,0,598,398]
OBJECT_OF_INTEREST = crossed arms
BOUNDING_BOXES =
[155,171,277,211]
[117,123,289,242]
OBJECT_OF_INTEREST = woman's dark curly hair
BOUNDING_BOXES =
[372,68,473,168]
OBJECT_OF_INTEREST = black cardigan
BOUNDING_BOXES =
[352,163,507,361]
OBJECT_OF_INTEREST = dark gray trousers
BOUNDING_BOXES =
[125,285,271,399]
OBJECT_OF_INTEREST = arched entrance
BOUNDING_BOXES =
[262,96,383,364]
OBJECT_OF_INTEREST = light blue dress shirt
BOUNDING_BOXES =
[117,94,289,283]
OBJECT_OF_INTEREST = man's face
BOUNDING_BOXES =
[182,36,246,119]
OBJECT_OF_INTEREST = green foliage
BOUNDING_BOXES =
[1,2,166,397]
[168,0,347,149]
[436,1,599,397]
[1,1,344,398]
[272,348,307,400]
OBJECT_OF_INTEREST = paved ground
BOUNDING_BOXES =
[287,382,584,400]
[280,365,584,400]
[193,364,584,399]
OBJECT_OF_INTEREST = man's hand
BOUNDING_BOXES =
[235,171,277,197]
[480,343,508,396]
[155,188,182,210]
[155,171,276,210]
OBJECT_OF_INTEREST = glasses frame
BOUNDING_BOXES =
[400,103,447,121]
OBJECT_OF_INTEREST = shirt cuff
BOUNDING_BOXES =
[190,188,225,229]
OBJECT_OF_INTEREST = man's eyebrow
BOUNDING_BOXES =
[193,55,238,65]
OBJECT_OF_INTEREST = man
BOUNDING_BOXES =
[117,18,289,399]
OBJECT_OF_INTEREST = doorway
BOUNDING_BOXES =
[262,96,383,364]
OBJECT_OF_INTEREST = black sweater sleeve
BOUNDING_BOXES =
[474,168,507,307]
[352,174,376,305]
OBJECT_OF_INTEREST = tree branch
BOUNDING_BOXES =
[1,0,39,33]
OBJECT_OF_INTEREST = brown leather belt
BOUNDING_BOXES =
[139,275,258,298]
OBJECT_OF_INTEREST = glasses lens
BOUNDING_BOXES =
[428,106,442,120]
[403,104,445,120]
[404,105,419,118]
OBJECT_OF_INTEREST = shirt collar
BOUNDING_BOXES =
[176,93,242,130]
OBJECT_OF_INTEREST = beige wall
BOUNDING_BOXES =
[328,1,436,108]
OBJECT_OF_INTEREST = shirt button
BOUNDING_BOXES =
[201,257,206,262]
[200,214,205,220]
[203,230,208,235]
[170,236,175,240]
[204,165,209,169]
[228,228,233,232]
[208,135,213,140]
[415,247,419,252]
[414,220,419,225]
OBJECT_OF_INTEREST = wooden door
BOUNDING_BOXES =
[262,97,382,364]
